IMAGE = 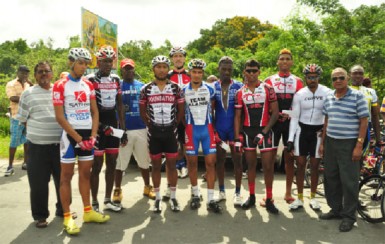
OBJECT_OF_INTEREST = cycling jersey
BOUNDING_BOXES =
[288,84,331,142]
[264,72,303,112]
[234,83,277,127]
[183,83,215,125]
[351,85,377,121]
[168,69,190,87]
[86,72,121,111]
[121,79,146,130]
[183,83,216,156]
[213,80,243,141]
[139,81,184,127]
[52,75,95,130]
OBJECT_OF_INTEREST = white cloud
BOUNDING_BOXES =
[1,0,384,49]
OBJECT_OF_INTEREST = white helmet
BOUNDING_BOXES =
[68,48,92,61]
[188,59,206,70]
[169,47,187,57]
[152,55,171,67]
[95,45,116,60]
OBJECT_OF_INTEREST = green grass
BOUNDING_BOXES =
[0,136,25,159]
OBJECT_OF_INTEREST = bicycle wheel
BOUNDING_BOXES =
[357,174,385,223]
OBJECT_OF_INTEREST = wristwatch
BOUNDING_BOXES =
[357,137,364,143]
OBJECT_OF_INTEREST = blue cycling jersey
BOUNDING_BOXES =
[213,80,243,133]
[121,80,146,130]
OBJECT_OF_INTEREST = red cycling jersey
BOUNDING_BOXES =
[264,72,303,112]
[235,82,277,127]
[52,76,96,129]
[168,69,190,87]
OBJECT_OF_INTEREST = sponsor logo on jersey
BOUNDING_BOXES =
[148,94,176,103]
[74,91,87,102]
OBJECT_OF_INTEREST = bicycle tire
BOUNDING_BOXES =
[357,174,385,223]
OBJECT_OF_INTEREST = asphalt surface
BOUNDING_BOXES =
[0,159,384,244]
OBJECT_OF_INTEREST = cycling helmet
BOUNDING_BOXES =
[68,48,92,61]
[218,56,233,66]
[188,58,206,70]
[95,45,116,60]
[169,47,187,57]
[152,55,171,67]
[303,64,323,75]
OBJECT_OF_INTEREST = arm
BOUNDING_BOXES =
[318,116,328,157]
[90,99,99,138]
[54,105,83,143]
[352,117,369,161]
[371,105,381,143]
[288,94,300,142]
[263,101,279,134]
[234,108,242,140]
[176,102,185,125]
[139,102,149,127]
[116,93,125,131]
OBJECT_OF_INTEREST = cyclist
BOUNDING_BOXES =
[349,65,382,152]
[234,59,279,213]
[53,48,109,235]
[167,46,190,180]
[264,48,303,205]
[139,55,184,213]
[112,58,155,207]
[213,56,244,206]
[183,58,221,213]
[87,45,127,212]
[287,64,331,210]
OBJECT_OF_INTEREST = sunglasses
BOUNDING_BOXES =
[37,70,52,74]
[332,76,345,82]
[306,76,319,81]
[245,69,259,74]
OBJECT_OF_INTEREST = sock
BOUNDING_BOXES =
[84,205,92,213]
[219,185,225,192]
[310,192,316,199]
[154,187,161,200]
[298,193,304,201]
[248,183,255,195]
[170,187,176,199]
[104,198,111,204]
[235,186,241,194]
[64,212,71,220]
[208,189,214,202]
[192,185,199,197]
[266,187,273,199]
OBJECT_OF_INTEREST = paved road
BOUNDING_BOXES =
[0,159,384,244]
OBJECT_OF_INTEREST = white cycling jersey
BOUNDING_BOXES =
[288,84,331,141]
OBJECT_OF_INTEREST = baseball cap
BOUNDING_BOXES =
[120,58,135,69]
[18,65,30,72]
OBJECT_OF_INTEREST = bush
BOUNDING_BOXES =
[0,116,10,136]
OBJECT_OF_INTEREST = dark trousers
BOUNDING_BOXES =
[27,141,62,220]
[323,136,360,222]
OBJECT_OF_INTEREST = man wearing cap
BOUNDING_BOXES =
[5,65,32,176]
[112,59,155,207]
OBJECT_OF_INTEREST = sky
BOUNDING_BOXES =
[1,0,384,49]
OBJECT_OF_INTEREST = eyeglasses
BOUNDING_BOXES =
[332,76,345,82]
[306,76,319,81]
[245,69,259,74]
[37,70,52,74]
[352,71,364,75]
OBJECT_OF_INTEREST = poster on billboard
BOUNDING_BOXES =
[81,7,118,69]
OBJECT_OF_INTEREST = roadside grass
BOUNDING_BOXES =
[0,136,24,160]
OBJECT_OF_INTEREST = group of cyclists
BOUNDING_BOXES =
[12,43,384,235]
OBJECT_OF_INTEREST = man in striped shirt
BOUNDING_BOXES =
[319,67,369,232]
[16,61,63,228]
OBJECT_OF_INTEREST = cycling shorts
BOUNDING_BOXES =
[216,126,235,144]
[60,130,94,163]
[148,125,178,160]
[293,123,323,158]
[185,124,216,156]
[242,126,274,152]
[95,111,119,156]
[272,120,290,148]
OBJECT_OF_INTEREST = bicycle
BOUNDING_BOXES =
[293,156,324,196]
[357,173,385,223]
